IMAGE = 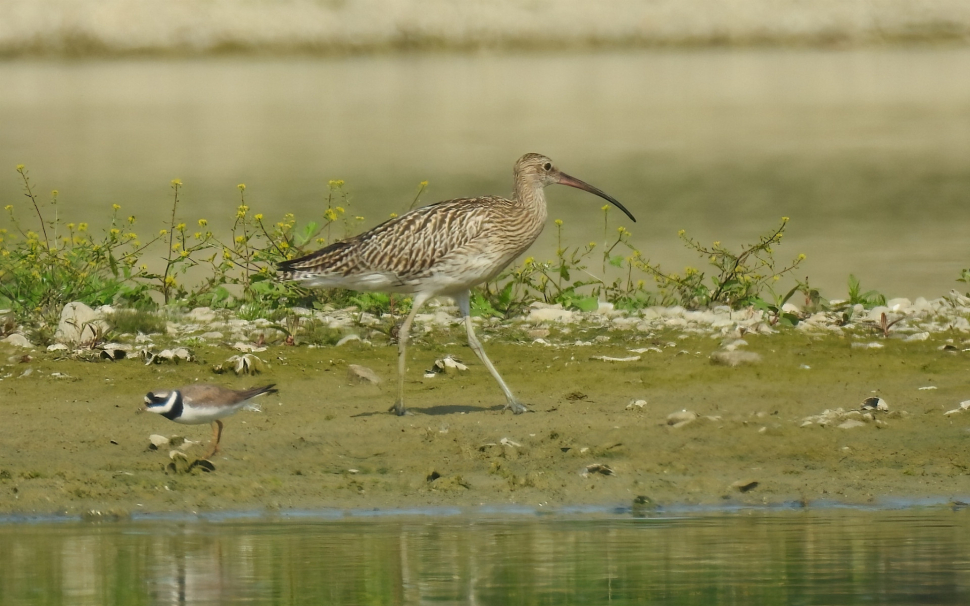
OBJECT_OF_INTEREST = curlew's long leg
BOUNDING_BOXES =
[454,290,528,414]
[391,292,430,416]
[204,419,224,459]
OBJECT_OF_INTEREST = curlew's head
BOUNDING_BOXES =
[514,153,636,222]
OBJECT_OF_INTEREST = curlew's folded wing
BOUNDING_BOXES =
[278,197,506,288]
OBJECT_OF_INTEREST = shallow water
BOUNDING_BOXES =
[1,508,969,605]
[2,49,970,299]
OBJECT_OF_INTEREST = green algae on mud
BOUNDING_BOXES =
[2,328,970,517]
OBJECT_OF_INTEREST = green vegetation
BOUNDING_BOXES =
[1,165,903,331]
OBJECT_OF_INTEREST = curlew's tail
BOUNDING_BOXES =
[277,240,355,282]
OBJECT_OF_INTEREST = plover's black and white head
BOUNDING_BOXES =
[143,383,278,458]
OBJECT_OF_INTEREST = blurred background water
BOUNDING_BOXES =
[2,509,969,605]
[2,49,970,300]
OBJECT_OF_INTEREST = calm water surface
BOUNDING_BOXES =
[2,49,970,298]
[1,508,969,605]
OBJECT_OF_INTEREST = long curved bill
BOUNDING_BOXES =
[556,172,636,223]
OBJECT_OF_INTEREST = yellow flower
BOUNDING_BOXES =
[180,250,189,258]
[66,223,75,230]
[324,208,338,222]
[176,222,186,231]
[389,213,398,219]
[128,216,135,224]
[254,213,263,221]
[355,216,364,221]
[235,235,246,243]
[78,223,88,231]
[419,180,428,187]
[678,229,686,237]
[16,164,25,171]
[601,205,609,212]
[165,276,177,286]
[223,249,232,260]
[159,229,168,236]
[3,205,12,212]
[781,216,789,222]
[171,179,182,186]
[198,219,208,227]
[112,204,121,211]
[194,232,202,240]
[335,206,345,214]
[237,183,246,191]
[316,237,327,244]
[51,190,58,197]
[172,242,181,250]
[236,205,248,218]
[524,257,534,265]
[279,241,289,249]
[797,253,806,261]
[328,179,344,188]
[554,219,563,226]
[588,241,596,248]
[140,264,148,271]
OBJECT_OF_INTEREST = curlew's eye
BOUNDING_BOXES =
[543,162,552,171]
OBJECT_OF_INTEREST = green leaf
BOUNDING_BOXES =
[609,255,624,268]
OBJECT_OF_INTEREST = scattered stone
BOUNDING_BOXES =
[426,355,469,376]
[918,386,937,390]
[628,347,662,354]
[2,334,33,348]
[347,364,382,385]
[19,368,33,378]
[499,437,522,448]
[583,463,614,477]
[100,348,127,361]
[213,353,266,375]
[666,410,698,428]
[710,350,762,366]
[527,303,575,324]
[336,334,361,347]
[232,342,267,353]
[55,302,109,345]
[944,401,970,416]
[590,355,640,362]
[905,332,930,342]
[148,435,170,449]
[187,307,217,324]
[46,343,69,352]
[626,399,648,410]
[860,397,889,411]
[199,331,224,340]
[730,479,759,493]
[851,342,884,349]
[838,419,866,429]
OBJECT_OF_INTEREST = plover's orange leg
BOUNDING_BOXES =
[203,420,224,459]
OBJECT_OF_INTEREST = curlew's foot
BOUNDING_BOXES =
[504,400,530,415]
[388,400,413,416]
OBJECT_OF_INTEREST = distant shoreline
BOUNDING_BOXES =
[3,0,969,58]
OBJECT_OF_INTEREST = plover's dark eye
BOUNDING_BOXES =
[543,162,552,171]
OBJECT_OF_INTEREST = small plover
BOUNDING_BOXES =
[144,383,277,458]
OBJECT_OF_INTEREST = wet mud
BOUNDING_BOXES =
[2,327,970,517]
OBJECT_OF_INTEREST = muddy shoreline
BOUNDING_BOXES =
[3,318,970,518]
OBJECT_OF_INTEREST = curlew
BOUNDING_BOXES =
[278,153,636,416]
